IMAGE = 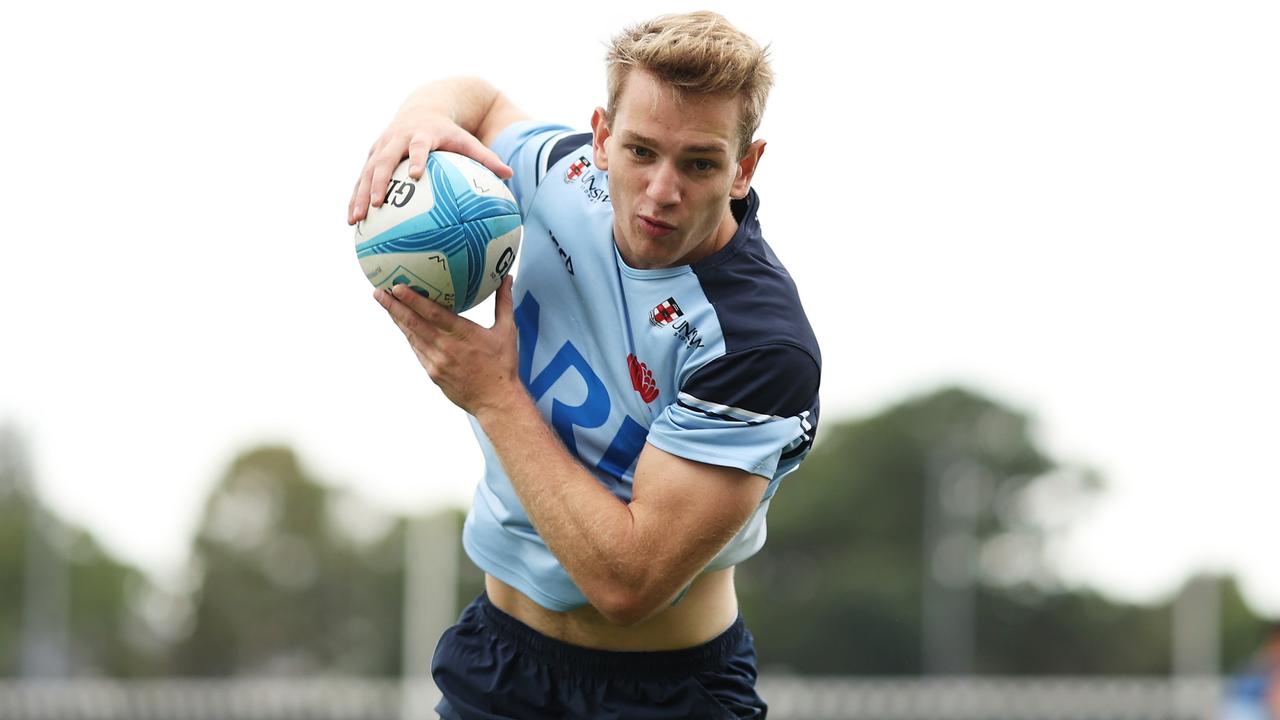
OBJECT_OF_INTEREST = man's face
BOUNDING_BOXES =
[591,69,764,269]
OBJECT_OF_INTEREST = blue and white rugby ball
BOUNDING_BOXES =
[354,151,521,312]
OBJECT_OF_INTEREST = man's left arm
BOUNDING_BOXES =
[374,280,767,626]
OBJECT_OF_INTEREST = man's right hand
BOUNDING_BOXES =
[348,83,516,226]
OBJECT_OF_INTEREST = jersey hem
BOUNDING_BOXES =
[462,524,586,613]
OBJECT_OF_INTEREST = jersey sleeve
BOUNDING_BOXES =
[644,344,821,489]
[489,120,589,220]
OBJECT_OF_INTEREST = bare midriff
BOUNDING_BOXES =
[484,567,739,651]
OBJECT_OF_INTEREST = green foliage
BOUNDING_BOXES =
[63,531,167,676]
[740,387,1059,673]
[0,483,29,675]
[173,446,405,675]
[0,424,163,676]
[1222,576,1276,671]
[5,391,1279,678]
[737,386,1266,675]
[975,585,1173,674]
[450,508,487,611]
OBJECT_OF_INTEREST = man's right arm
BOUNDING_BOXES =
[348,76,530,225]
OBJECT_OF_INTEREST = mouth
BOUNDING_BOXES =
[638,214,676,238]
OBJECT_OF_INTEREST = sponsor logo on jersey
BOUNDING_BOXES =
[578,173,609,204]
[627,354,659,403]
[549,232,575,276]
[672,319,704,350]
[650,297,683,326]
[565,155,591,183]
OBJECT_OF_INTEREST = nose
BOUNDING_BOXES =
[645,160,681,206]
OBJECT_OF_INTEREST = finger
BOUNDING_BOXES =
[406,136,432,180]
[494,275,515,331]
[348,173,366,225]
[440,132,512,180]
[351,134,392,222]
[392,316,442,377]
[367,150,400,209]
[388,283,470,334]
[375,288,442,347]
[351,162,376,223]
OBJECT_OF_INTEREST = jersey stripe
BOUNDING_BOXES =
[677,391,781,425]
[535,131,589,185]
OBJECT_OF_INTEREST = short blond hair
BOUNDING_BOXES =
[605,12,774,159]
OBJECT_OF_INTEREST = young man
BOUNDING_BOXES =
[349,12,819,719]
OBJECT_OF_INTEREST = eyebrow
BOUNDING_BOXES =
[621,132,728,155]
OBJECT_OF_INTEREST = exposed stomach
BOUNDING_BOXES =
[484,566,740,651]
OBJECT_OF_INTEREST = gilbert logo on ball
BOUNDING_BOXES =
[354,152,521,312]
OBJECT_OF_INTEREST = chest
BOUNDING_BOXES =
[509,175,723,483]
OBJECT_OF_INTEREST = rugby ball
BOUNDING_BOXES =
[354,152,521,312]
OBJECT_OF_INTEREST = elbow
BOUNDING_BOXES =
[591,581,666,628]
[597,596,651,628]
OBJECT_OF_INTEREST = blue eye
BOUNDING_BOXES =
[629,146,653,158]
[692,159,716,172]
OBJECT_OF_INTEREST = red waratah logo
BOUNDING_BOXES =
[627,354,659,403]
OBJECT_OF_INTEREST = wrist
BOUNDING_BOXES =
[472,379,534,429]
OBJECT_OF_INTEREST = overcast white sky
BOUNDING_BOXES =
[2,1,1277,614]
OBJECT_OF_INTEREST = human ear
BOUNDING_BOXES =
[591,107,611,171]
[730,139,766,199]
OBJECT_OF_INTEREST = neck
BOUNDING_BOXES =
[701,205,739,262]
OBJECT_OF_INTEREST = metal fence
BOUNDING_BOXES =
[0,676,1227,720]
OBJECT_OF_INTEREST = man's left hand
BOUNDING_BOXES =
[374,276,522,417]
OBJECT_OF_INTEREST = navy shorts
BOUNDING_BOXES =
[431,592,768,719]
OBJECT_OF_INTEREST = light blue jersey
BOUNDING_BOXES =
[462,121,822,612]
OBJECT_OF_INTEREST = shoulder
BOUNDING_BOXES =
[674,190,821,422]
[491,121,592,186]
[691,189,821,377]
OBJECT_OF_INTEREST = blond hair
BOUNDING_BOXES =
[605,12,774,159]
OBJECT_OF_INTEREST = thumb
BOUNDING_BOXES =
[495,275,515,329]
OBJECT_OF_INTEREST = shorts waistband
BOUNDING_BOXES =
[475,591,745,678]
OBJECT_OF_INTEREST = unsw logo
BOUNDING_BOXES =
[565,155,591,183]
[578,172,609,204]
[650,298,703,350]
[672,319,703,350]
[650,297,683,326]
[561,152,609,203]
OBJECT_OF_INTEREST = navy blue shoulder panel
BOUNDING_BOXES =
[546,132,593,176]
[686,189,821,423]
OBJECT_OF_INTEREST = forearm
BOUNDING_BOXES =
[475,391,656,622]
[397,76,505,139]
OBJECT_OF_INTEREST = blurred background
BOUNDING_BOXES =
[1,0,1276,718]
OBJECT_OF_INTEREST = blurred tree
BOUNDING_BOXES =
[0,424,30,674]
[447,508,487,613]
[0,423,164,677]
[739,387,1071,673]
[975,585,1173,673]
[62,527,166,675]
[735,386,1195,675]
[174,445,405,675]
[1223,576,1277,671]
